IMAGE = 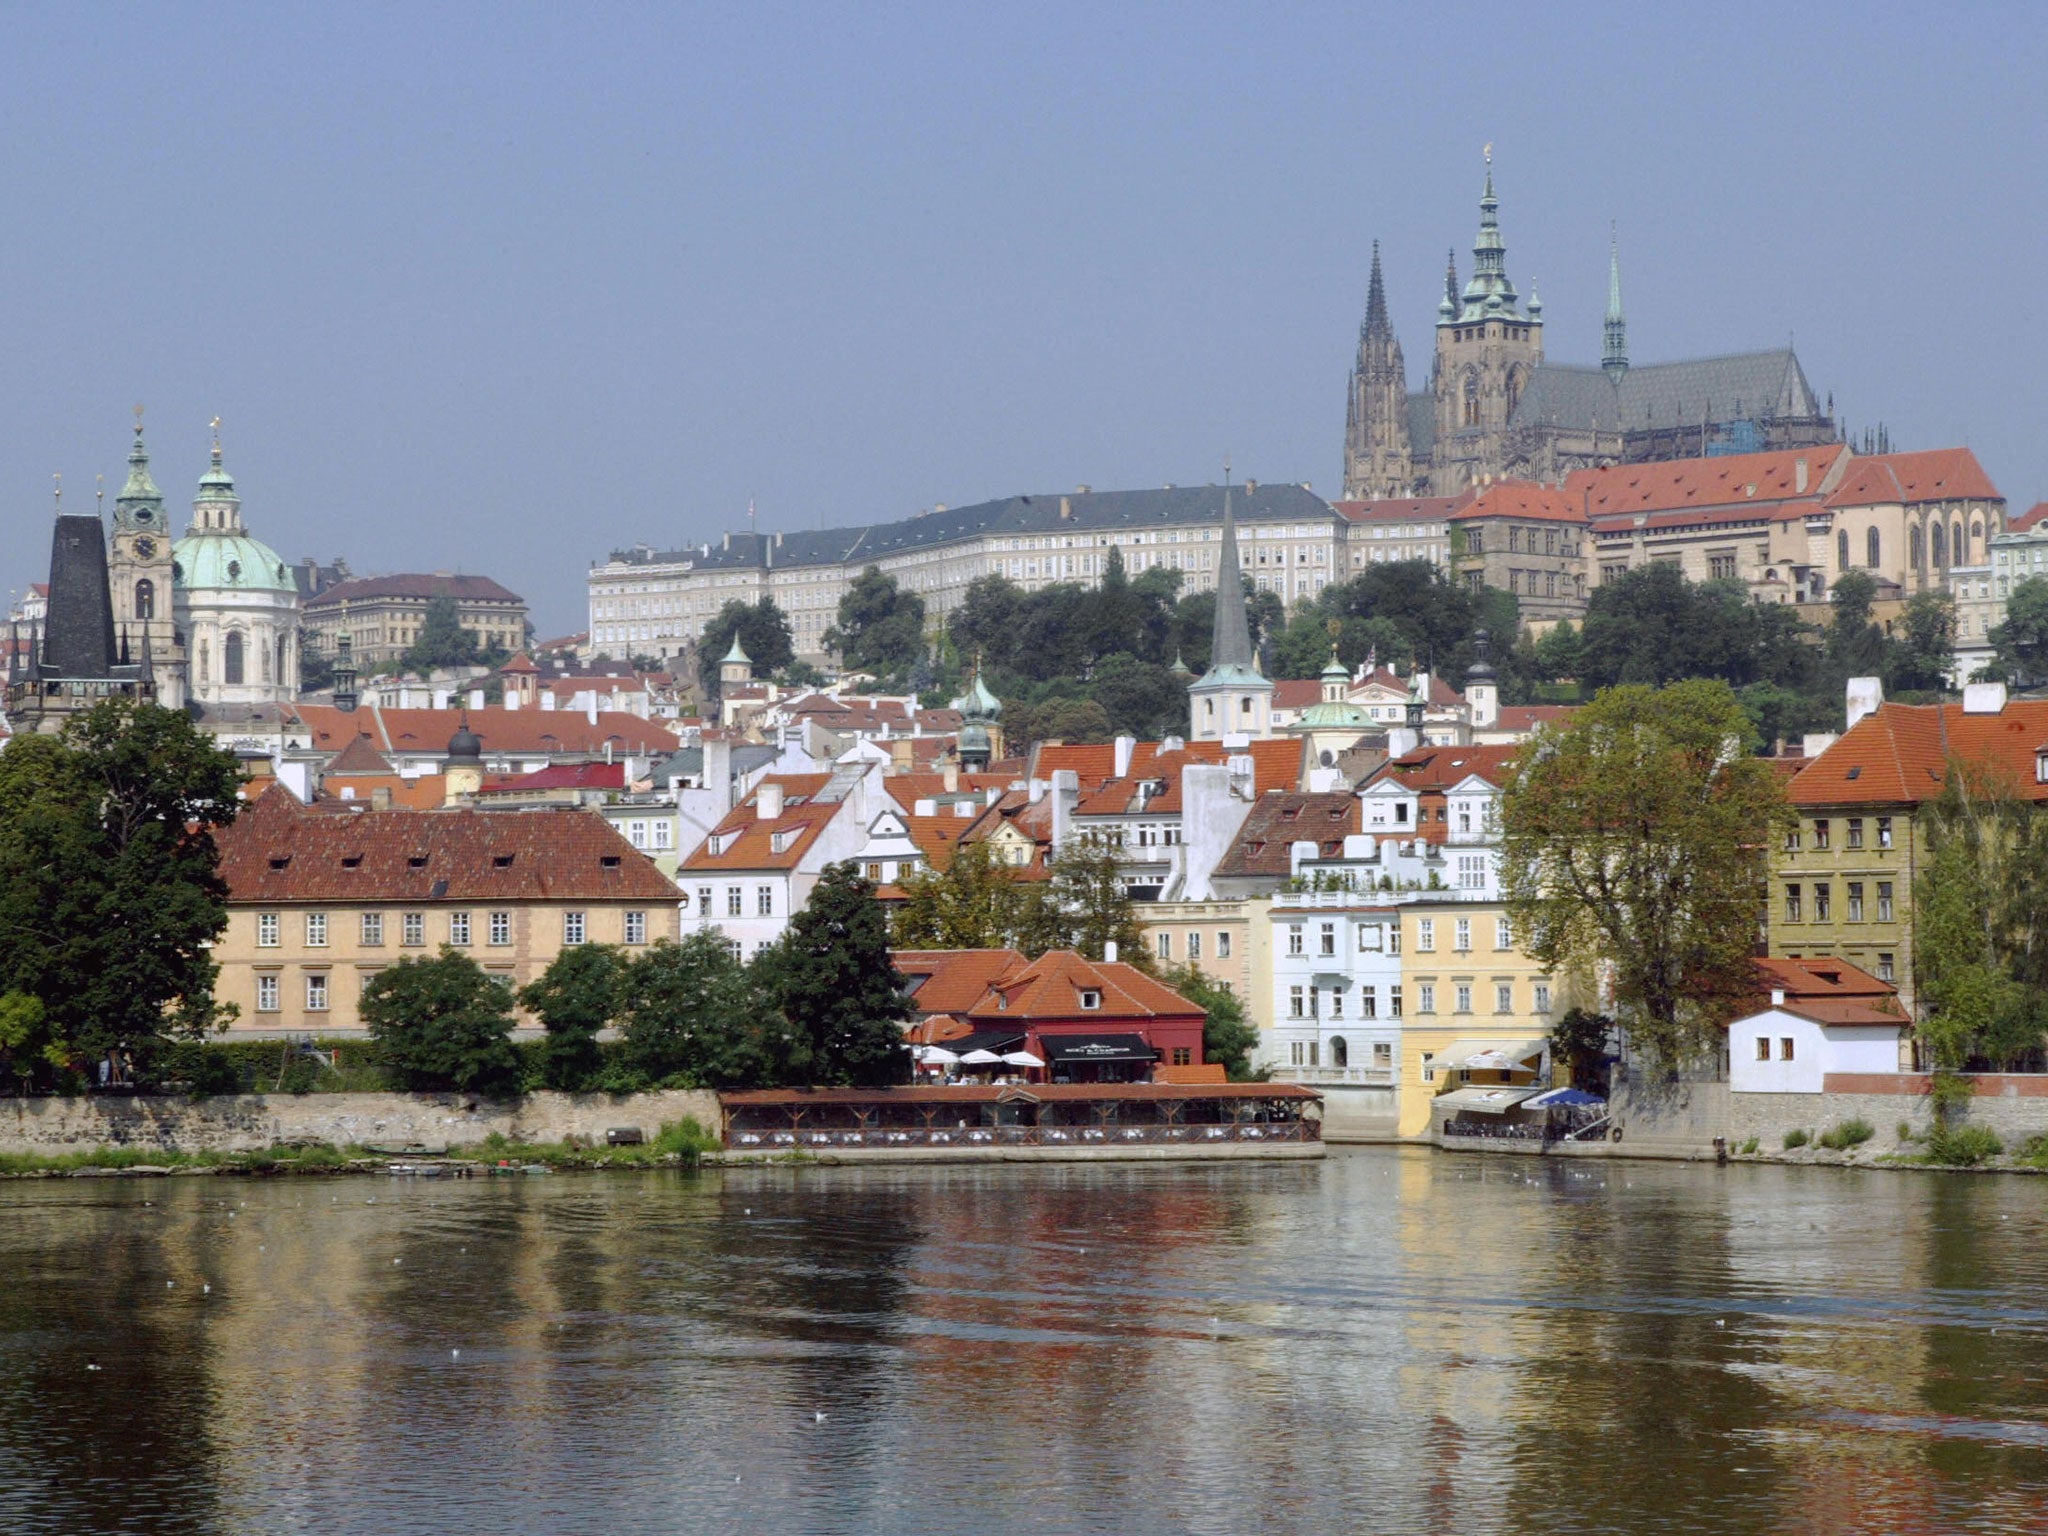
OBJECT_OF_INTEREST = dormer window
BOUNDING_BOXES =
[1079,990,1102,1010]
[493,854,514,868]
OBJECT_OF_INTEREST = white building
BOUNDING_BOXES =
[174,436,300,707]
[1727,957,1909,1093]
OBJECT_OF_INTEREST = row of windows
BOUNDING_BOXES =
[1783,882,1893,924]
[1153,930,1233,961]
[1784,816,1894,852]
[1287,979,1553,1017]
[1284,915,1511,956]
[257,910,650,947]
[1288,1038,1394,1069]
[695,885,777,918]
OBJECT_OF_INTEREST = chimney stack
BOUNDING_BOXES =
[757,780,785,820]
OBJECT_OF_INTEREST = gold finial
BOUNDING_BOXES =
[52,473,61,508]
[133,403,145,436]
[1484,142,1493,163]
[97,474,104,508]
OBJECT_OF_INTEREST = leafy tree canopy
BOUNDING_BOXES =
[518,943,624,1089]
[757,863,910,1086]
[1157,963,1261,1080]
[617,933,804,1088]
[402,594,505,673]
[826,567,926,682]
[698,597,796,705]
[361,948,521,1095]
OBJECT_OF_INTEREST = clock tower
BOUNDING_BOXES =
[106,409,187,707]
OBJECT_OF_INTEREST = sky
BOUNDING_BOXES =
[3,2,2043,637]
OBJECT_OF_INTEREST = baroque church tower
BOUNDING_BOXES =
[106,409,188,708]
[1341,242,1414,499]
[1429,150,1543,492]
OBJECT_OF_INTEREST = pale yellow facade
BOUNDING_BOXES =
[216,899,678,1036]
[1138,900,1254,1001]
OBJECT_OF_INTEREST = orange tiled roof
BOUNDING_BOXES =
[313,774,448,811]
[1030,737,1303,795]
[1447,481,1585,524]
[2009,502,2048,534]
[1566,444,1850,518]
[1272,678,1322,711]
[324,733,397,775]
[217,792,677,903]
[893,949,1028,1016]
[1212,792,1360,878]
[1788,701,2048,808]
[1365,743,1522,792]
[901,814,977,871]
[293,704,680,758]
[1495,704,1579,732]
[962,950,1203,1023]
[1750,956,1904,1026]
[1823,448,2000,508]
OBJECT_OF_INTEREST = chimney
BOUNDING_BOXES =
[371,786,393,811]
[586,694,599,726]
[1179,763,1235,901]
[942,765,959,793]
[1795,457,1809,494]
[758,780,785,820]
[505,692,521,711]
[953,799,975,818]
[703,734,735,819]
[1051,768,1079,849]
[1964,681,2008,715]
[1113,735,1136,778]
[1059,496,1072,520]
[1103,940,1118,965]
[1770,988,1786,1008]
[1845,676,1884,731]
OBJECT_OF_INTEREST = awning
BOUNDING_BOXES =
[940,1029,1027,1058]
[1524,1087,1605,1108]
[1434,1087,1542,1116]
[1431,1038,1547,1071]
[1042,1034,1158,1064]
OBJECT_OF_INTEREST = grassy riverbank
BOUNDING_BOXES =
[0,1118,720,1178]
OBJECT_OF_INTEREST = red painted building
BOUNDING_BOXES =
[895,948,1213,1085]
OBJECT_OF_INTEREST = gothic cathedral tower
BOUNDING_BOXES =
[105,409,188,707]
[1341,242,1414,500]
[1430,151,1542,493]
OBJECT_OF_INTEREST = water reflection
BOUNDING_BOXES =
[0,1152,2045,1534]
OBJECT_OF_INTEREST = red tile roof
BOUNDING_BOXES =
[1212,792,1361,877]
[1365,743,1522,792]
[313,774,448,812]
[1495,704,1579,732]
[678,777,847,871]
[893,949,1028,1018]
[1824,448,2001,508]
[1030,737,1304,795]
[478,763,626,793]
[1566,444,1850,519]
[1787,701,2048,808]
[2009,502,2048,534]
[323,733,396,775]
[217,792,678,902]
[1750,956,1904,1026]
[1448,481,1586,524]
[293,704,680,758]
[961,950,1204,1024]
[1272,678,1323,711]
[303,573,524,608]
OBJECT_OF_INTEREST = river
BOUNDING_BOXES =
[1,1148,2044,1534]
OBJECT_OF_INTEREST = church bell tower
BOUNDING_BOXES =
[105,407,187,707]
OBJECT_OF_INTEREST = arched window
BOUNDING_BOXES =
[224,631,244,686]
[1954,520,1966,565]
[197,639,209,684]
[276,634,289,685]
[1973,518,1985,551]
[1931,522,1947,569]
[1505,367,1523,417]
[134,579,154,621]
[1837,530,1850,571]
[1866,528,1880,568]
[1463,373,1480,427]
[1910,524,1923,571]
[260,634,272,682]
[1329,1036,1349,1069]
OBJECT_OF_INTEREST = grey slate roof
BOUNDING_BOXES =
[622,483,1337,575]
[1508,349,1821,435]
[42,513,123,681]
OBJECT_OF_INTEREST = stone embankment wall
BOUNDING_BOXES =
[1606,1074,2048,1156]
[0,1090,724,1156]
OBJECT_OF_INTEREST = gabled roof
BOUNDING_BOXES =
[1745,956,1904,1028]
[892,949,1027,1016]
[216,793,677,903]
[1823,448,2001,508]
[678,777,848,872]
[962,950,1203,1022]
[2008,502,2048,534]
[292,704,680,758]
[1448,481,1585,524]
[323,733,396,776]
[1363,743,1522,793]
[1212,792,1360,878]
[1028,737,1303,795]
[1788,701,2048,808]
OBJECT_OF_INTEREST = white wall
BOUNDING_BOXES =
[1728,1008,1904,1094]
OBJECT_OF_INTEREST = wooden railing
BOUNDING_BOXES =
[726,1120,1321,1151]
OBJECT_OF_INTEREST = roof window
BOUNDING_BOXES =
[1845,766,1861,780]
[600,855,621,868]
[408,855,429,868]
[268,856,291,871]
[493,854,515,868]
[1079,990,1102,1010]
[341,855,363,868]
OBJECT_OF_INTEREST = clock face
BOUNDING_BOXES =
[133,536,156,558]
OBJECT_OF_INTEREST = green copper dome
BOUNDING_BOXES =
[172,530,295,593]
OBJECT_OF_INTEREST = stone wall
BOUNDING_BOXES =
[0,1089,724,1157]
[1606,1074,2048,1156]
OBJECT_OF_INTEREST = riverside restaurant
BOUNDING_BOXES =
[717,1082,1323,1160]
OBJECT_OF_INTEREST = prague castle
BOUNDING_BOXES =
[1342,154,1837,499]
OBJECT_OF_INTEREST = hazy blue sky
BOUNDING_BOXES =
[3,3,2041,635]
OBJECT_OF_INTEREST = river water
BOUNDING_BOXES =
[2,1148,2045,1535]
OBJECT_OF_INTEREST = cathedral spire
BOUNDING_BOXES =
[1363,240,1390,337]
[115,405,166,531]
[1458,144,1519,320]
[1602,225,1629,380]
[1208,470,1255,673]
[1439,248,1459,322]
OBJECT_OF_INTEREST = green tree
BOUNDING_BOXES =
[1825,569,1888,676]
[617,934,799,1087]
[756,863,909,1086]
[1158,963,1260,1080]
[1019,843,1151,967]
[401,594,482,672]
[825,566,926,680]
[892,841,1031,951]
[517,943,624,1089]
[1547,1007,1613,1091]
[0,701,242,1084]
[698,598,796,705]
[1987,576,2048,684]
[0,992,51,1094]
[1502,679,1793,1066]
[947,574,1025,670]
[1888,590,1957,693]
[1004,695,1113,751]
[361,948,521,1094]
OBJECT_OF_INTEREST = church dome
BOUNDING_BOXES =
[447,721,484,761]
[172,531,296,594]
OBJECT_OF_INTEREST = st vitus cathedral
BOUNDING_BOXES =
[1342,153,1837,499]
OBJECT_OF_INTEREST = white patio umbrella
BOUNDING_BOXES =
[1462,1049,1515,1070]
[958,1049,1005,1066]
[916,1045,960,1065]
[1001,1050,1046,1068]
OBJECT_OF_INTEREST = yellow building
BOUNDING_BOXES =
[213,790,679,1034]
[1138,899,1254,999]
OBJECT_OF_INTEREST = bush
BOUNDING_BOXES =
[1738,1137,1759,1155]
[1818,1118,1875,1151]
[361,949,521,1095]
[1782,1128,1810,1150]
[1897,1120,1914,1143]
[1923,1124,2003,1167]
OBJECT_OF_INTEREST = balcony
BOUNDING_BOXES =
[1272,1067,1394,1087]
